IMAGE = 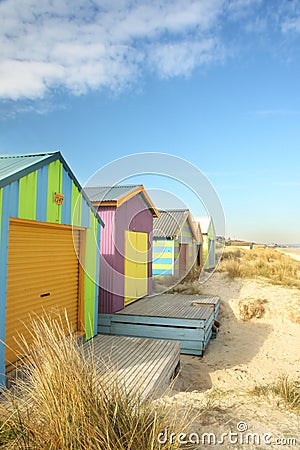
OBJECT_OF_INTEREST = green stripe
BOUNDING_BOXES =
[47,160,62,223]
[84,211,97,339]
[18,171,37,220]
[181,231,193,238]
[72,182,82,227]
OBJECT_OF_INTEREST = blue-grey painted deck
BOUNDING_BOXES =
[84,334,180,399]
[98,294,220,356]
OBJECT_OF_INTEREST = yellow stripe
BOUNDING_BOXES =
[153,240,173,247]
[152,252,173,259]
[153,263,173,269]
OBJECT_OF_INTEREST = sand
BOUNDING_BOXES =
[161,252,300,449]
[277,247,300,262]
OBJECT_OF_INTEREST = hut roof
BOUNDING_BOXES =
[194,216,215,236]
[0,152,104,226]
[84,185,159,217]
[153,209,197,240]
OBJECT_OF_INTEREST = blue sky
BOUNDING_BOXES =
[0,0,300,243]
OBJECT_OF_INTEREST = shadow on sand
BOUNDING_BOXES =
[172,276,272,392]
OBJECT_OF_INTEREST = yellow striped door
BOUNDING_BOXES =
[124,231,148,306]
[5,219,81,368]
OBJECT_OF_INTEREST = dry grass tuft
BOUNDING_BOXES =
[217,247,300,289]
[169,279,203,295]
[238,298,268,321]
[153,266,203,295]
[252,374,300,413]
[0,314,190,449]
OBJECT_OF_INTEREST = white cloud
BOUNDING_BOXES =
[0,0,299,103]
[149,38,223,78]
[282,16,300,33]
[0,0,227,101]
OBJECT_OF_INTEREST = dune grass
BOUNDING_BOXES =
[0,314,190,449]
[252,374,300,413]
[217,247,300,289]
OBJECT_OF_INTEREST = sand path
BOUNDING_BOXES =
[162,258,300,449]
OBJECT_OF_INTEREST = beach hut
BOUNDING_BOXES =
[195,216,216,269]
[84,185,159,313]
[152,209,197,277]
[193,221,204,271]
[0,152,104,384]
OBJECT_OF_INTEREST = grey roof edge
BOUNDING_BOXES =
[85,184,159,218]
[153,208,197,240]
[84,185,142,202]
[0,152,58,189]
[0,152,104,228]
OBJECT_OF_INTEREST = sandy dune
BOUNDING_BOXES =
[277,247,300,262]
[162,259,300,449]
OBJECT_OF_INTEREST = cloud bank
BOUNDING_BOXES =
[0,0,299,101]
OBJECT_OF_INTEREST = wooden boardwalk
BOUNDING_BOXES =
[98,294,220,356]
[84,334,180,399]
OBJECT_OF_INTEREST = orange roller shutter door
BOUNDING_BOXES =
[5,219,82,368]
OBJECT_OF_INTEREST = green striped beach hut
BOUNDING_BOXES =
[195,216,216,269]
[0,152,104,385]
[152,209,197,277]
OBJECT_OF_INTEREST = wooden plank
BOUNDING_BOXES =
[118,294,214,320]
[111,313,207,329]
[84,335,180,399]
[204,313,214,331]
[98,314,112,326]
[191,296,221,320]
[204,328,213,349]
[180,339,203,353]
[98,294,219,357]
[110,322,206,341]
[97,326,111,334]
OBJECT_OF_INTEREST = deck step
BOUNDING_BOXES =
[98,294,220,356]
[84,335,180,399]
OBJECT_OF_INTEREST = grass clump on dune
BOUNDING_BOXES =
[0,314,188,450]
[217,247,300,288]
[252,374,300,413]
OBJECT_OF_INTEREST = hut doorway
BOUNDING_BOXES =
[5,219,83,369]
[178,243,188,276]
[124,231,148,306]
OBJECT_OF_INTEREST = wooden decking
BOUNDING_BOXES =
[84,334,180,399]
[98,294,221,356]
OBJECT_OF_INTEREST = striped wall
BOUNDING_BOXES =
[203,234,216,269]
[174,220,195,277]
[152,239,174,275]
[0,159,101,384]
[202,221,216,269]
[153,219,196,277]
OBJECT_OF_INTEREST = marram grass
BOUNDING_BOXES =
[0,314,190,449]
[217,247,300,289]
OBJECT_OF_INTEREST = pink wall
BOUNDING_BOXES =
[98,194,153,314]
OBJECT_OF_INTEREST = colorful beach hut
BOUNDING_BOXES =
[152,209,197,277]
[85,185,159,313]
[195,216,216,269]
[0,152,104,384]
[193,221,204,271]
